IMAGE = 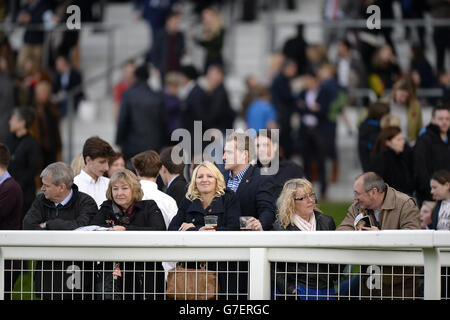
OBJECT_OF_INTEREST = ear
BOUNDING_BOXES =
[85,156,92,165]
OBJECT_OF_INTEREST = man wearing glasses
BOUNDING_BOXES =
[337,172,421,299]
[338,172,420,231]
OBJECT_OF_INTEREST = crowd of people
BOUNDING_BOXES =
[0,0,449,301]
[0,130,449,299]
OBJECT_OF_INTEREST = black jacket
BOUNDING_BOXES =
[369,147,415,196]
[180,83,210,137]
[168,189,240,231]
[150,29,185,77]
[116,81,169,160]
[205,83,235,133]
[23,185,97,230]
[6,133,41,215]
[358,119,381,172]
[52,68,84,106]
[166,175,188,207]
[272,211,338,294]
[429,200,448,230]
[92,200,166,231]
[224,165,276,230]
[20,0,49,45]
[258,159,304,202]
[413,123,450,202]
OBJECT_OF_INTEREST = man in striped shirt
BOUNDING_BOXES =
[223,132,276,231]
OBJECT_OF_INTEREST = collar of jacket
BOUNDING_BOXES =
[426,123,449,139]
[185,194,226,215]
[40,184,80,209]
[379,184,396,211]
[226,164,255,185]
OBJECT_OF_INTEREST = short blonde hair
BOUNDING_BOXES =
[422,200,436,211]
[186,161,225,201]
[106,169,143,203]
[380,114,401,129]
[276,178,318,229]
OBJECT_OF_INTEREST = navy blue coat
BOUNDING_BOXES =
[168,189,240,231]
[429,200,447,230]
[224,165,276,230]
[116,81,169,160]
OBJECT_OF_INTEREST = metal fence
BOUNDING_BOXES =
[1,230,449,300]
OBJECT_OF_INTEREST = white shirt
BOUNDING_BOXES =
[74,169,109,208]
[437,200,450,230]
[302,89,318,127]
[337,57,350,88]
[140,180,178,228]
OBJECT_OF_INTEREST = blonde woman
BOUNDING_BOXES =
[167,161,240,299]
[168,161,240,231]
[272,178,337,300]
[273,178,335,232]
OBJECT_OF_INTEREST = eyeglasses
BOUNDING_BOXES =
[353,188,375,198]
[294,193,316,201]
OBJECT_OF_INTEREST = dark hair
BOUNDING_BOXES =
[367,102,390,121]
[12,106,35,129]
[82,136,115,163]
[160,146,185,175]
[372,126,402,155]
[431,103,450,118]
[131,150,162,178]
[180,65,199,80]
[431,170,450,185]
[135,64,149,82]
[339,39,352,50]
[108,151,125,167]
[256,129,285,159]
[56,54,70,64]
[207,63,225,75]
[0,143,10,169]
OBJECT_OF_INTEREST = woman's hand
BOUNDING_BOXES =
[109,226,126,231]
[179,223,196,231]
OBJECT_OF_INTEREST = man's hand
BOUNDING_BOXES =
[361,226,380,231]
[246,217,263,231]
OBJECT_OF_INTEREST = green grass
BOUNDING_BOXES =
[11,261,39,300]
[317,202,352,227]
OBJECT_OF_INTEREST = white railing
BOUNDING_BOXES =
[0,230,449,300]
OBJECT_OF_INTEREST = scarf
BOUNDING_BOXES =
[293,212,316,231]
